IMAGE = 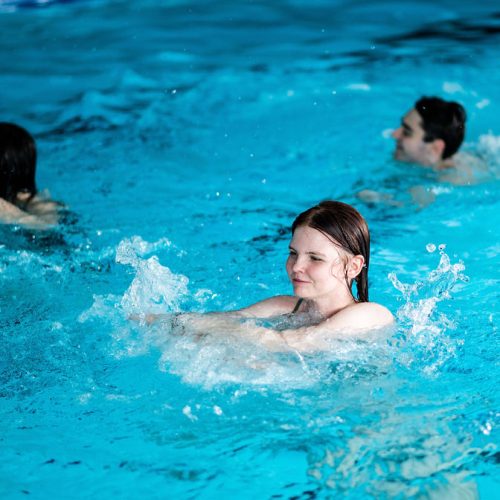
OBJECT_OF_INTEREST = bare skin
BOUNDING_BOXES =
[140,226,394,352]
[0,190,64,229]
[392,109,447,167]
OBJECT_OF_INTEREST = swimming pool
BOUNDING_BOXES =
[1,0,499,497]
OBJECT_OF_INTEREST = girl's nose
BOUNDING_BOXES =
[292,256,305,273]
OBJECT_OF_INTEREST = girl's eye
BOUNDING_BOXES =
[310,256,323,262]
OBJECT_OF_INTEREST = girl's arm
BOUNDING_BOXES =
[139,295,297,326]
[137,301,393,353]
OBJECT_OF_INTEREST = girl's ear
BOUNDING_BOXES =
[347,255,365,279]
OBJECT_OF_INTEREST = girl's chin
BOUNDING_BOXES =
[292,284,312,295]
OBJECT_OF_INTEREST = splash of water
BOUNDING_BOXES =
[79,235,190,337]
[80,236,393,389]
[116,236,189,315]
[388,244,468,374]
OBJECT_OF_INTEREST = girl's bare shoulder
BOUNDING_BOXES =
[327,301,394,330]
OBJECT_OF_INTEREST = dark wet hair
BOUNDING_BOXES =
[0,122,37,204]
[291,200,370,302]
[415,96,466,159]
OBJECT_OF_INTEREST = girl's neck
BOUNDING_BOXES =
[305,294,356,319]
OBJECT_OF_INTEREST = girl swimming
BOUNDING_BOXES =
[142,200,393,351]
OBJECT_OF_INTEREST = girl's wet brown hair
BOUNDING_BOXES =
[291,200,370,302]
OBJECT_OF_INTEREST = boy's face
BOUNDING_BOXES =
[392,109,441,166]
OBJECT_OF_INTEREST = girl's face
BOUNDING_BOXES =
[286,225,352,301]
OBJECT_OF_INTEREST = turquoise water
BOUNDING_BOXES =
[1,0,499,498]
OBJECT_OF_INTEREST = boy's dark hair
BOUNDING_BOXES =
[415,96,466,159]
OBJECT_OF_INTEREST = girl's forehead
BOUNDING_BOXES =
[290,225,345,254]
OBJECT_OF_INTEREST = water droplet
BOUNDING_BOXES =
[426,243,436,253]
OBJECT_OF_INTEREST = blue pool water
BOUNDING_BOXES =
[1,0,499,497]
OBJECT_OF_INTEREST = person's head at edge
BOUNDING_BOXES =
[0,122,37,207]
[392,96,466,167]
[287,200,369,312]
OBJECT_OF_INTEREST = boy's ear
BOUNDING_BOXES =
[431,138,446,159]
